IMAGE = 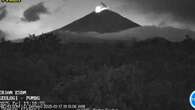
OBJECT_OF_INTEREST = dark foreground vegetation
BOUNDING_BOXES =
[0,33,195,110]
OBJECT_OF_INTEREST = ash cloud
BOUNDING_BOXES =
[21,2,49,22]
[123,0,195,24]
[0,5,7,21]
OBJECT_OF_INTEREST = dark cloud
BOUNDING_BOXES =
[21,2,49,22]
[123,0,195,24]
[0,5,7,21]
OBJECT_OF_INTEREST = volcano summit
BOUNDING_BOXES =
[55,3,140,33]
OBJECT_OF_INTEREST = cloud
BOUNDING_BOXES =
[122,0,195,24]
[21,2,49,22]
[98,26,195,41]
[0,5,7,21]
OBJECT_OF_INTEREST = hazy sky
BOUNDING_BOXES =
[0,0,195,40]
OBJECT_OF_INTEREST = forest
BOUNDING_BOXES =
[0,33,195,110]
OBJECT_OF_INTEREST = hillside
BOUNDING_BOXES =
[0,33,194,110]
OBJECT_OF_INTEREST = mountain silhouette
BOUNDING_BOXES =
[55,10,140,33]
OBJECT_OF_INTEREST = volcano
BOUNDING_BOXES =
[55,7,140,33]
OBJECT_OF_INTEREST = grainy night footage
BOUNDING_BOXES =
[0,0,195,110]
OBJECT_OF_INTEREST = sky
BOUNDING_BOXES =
[0,0,195,40]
